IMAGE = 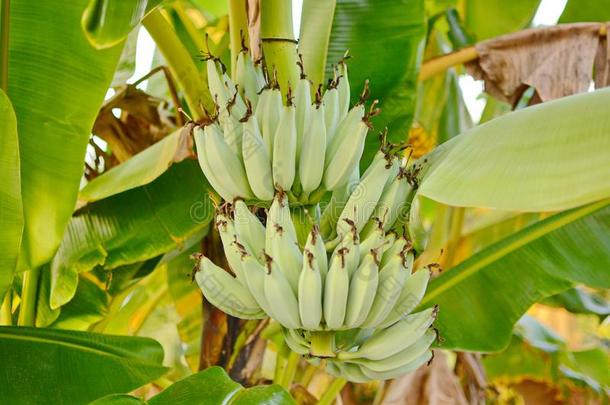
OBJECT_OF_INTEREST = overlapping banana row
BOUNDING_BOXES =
[194,153,436,381]
[194,48,376,205]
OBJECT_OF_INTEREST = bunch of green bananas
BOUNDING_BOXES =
[194,172,436,381]
[194,48,377,206]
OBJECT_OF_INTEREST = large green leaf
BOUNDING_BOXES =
[326,0,426,166]
[8,0,123,269]
[0,90,22,299]
[90,367,295,404]
[0,326,167,404]
[420,200,610,351]
[559,0,610,23]
[464,0,540,40]
[79,128,190,202]
[419,88,610,212]
[50,161,212,309]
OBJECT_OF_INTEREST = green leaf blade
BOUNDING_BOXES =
[326,0,426,166]
[0,90,23,299]
[419,88,610,212]
[50,161,212,308]
[9,0,124,269]
[421,200,610,352]
[0,326,167,404]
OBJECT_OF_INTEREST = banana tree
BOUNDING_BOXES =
[1,0,608,403]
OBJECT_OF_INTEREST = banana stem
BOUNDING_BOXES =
[318,377,347,405]
[273,352,287,385]
[142,8,211,118]
[228,0,249,77]
[281,351,300,389]
[260,0,298,97]
[310,331,336,357]
[0,289,12,325]
[300,363,318,387]
[17,267,41,326]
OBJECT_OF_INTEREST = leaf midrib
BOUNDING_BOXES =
[0,329,155,362]
[421,199,610,305]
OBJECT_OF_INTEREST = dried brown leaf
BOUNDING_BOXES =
[467,23,607,105]
[93,85,176,164]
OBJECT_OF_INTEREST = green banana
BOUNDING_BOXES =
[323,251,350,330]
[263,255,301,329]
[338,307,437,361]
[272,101,297,191]
[378,268,431,328]
[298,250,323,330]
[327,361,370,383]
[362,250,412,328]
[235,49,264,106]
[299,100,327,194]
[216,213,247,283]
[304,226,328,281]
[323,104,368,191]
[242,114,275,201]
[358,221,387,262]
[222,71,247,117]
[266,193,299,245]
[359,350,433,381]
[266,194,302,291]
[380,236,410,268]
[294,74,312,164]
[282,328,310,355]
[220,108,243,157]
[332,221,360,278]
[254,87,270,133]
[344,249,380,328]
[206,58,230,107]
[346,329,436,372]
[195,256,265,319]
[233,200,266,259]
[335,151,393,235]
[261,87,282,158]
[337,61,350,118]
[323,81,340,142]
[363,169,413,236]
[267,225,302,293]
[241,253,274,315]
[193,127,236,202]
[203,123,253,200]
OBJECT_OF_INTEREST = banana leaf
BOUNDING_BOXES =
[50,161,212,309]
[0,90,22,300]
[89,367,294,404]
[326,0,426,166]
[79,127,192,202]
[8,0,123,269]
[420,200,610,351]
[0,326,167,404]
[464,0,541,40]
[419,88,610,212]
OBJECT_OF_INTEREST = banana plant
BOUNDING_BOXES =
[1,0,609,403]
